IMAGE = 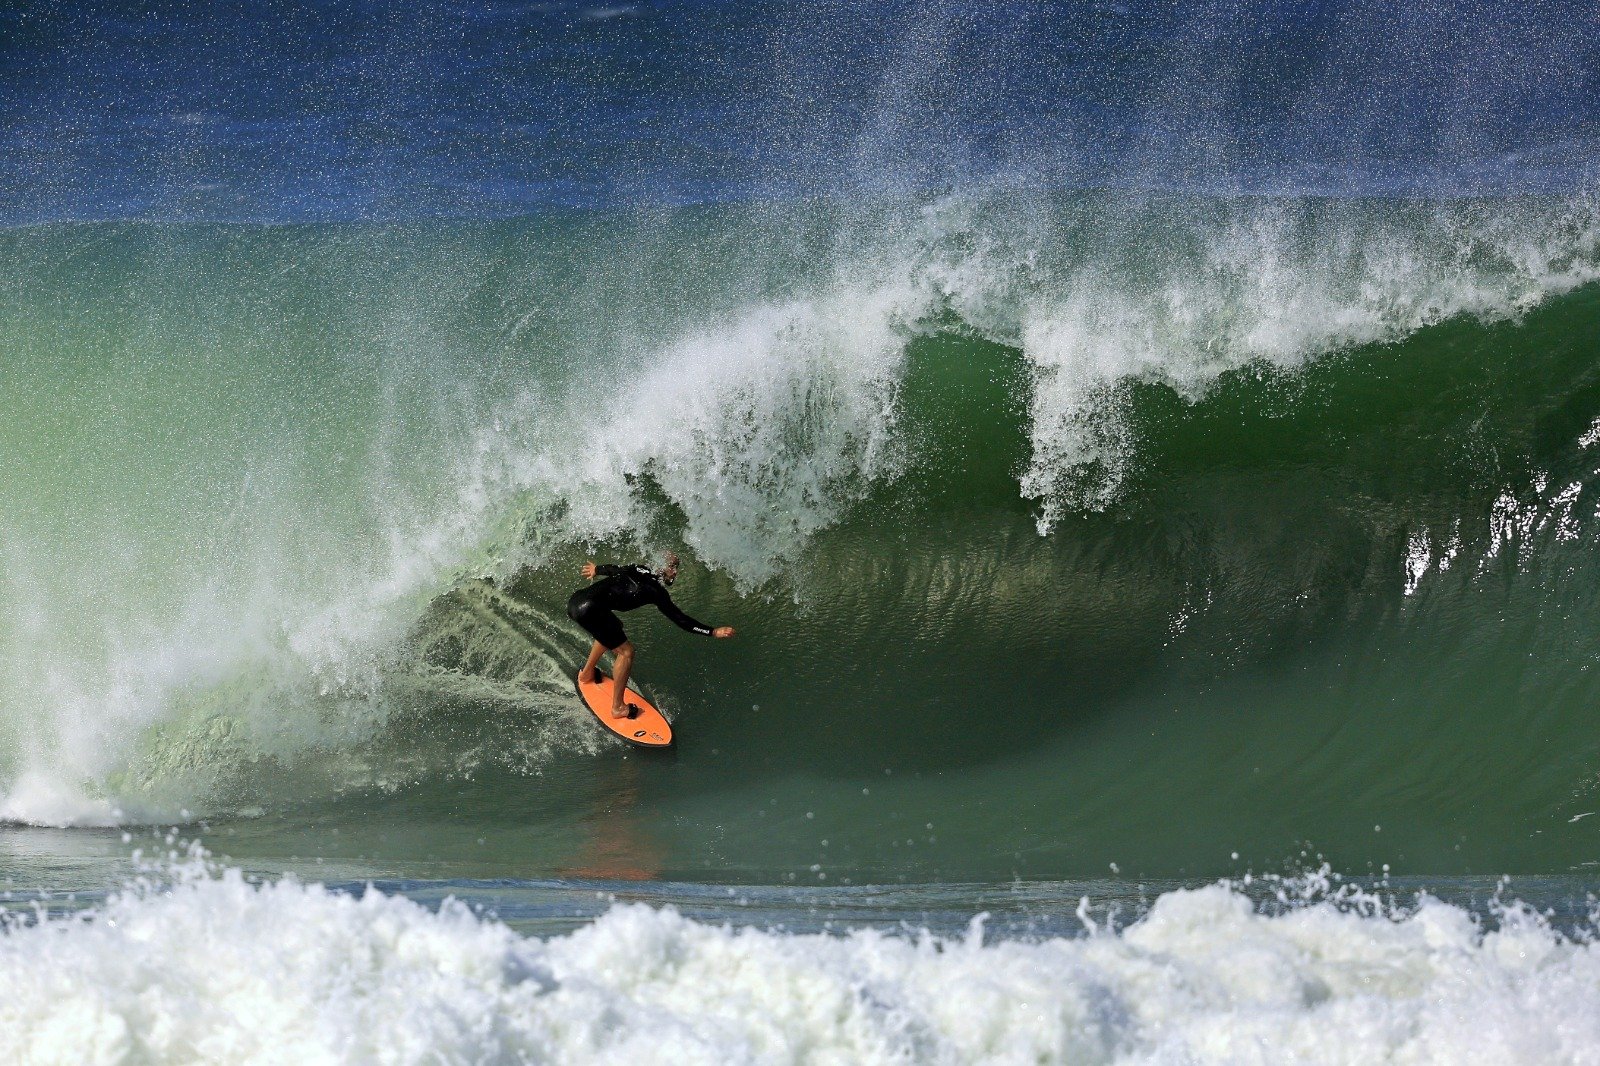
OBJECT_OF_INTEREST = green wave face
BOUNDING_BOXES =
[3,190,1600,881]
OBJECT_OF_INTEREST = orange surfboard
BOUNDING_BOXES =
[576,670,674,748]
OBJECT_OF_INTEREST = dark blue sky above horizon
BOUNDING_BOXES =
[3,0,1597,222]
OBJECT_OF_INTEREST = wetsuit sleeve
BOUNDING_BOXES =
[594,564,621,577]
[651,586,714,636]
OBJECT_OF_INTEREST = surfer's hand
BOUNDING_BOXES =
[713,626,735,638]
[581,561,597,579]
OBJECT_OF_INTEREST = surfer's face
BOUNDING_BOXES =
[660,561,679,585]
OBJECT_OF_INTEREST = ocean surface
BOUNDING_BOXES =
[4,1,1600,1061]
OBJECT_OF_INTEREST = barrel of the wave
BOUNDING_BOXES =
[575,670,672,748]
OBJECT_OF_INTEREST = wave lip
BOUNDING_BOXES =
[3,859,1599,1064]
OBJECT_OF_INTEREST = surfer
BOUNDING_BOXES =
[567,552,734,718]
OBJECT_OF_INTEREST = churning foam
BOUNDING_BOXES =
[2,858,1598,1064]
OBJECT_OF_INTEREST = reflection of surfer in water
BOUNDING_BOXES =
[567,552,735,719]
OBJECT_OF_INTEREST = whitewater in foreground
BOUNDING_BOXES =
[1,855,1597,1065]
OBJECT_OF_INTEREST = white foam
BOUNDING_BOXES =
[0,770,123,828]
[2,862,1597,1064]
[1006,196,1600,525]
[481,276,926,588]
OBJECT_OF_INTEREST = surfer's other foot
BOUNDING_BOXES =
[610,705,628,719]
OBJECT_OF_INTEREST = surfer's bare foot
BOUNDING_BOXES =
[611,703,636,719]
[582,670,601,685]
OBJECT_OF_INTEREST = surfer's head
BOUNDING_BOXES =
[658,551,680,586]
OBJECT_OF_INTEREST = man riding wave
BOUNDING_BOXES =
[567,551,735,718]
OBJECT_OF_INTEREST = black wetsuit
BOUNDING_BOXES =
[567,563,713,649]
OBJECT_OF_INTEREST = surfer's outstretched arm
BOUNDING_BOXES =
[581,561,620,580]
[651,589,734,638]
[657,599,712,635]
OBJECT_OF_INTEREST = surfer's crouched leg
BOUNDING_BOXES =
[580,640,605,685]
[610,641,635,717]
